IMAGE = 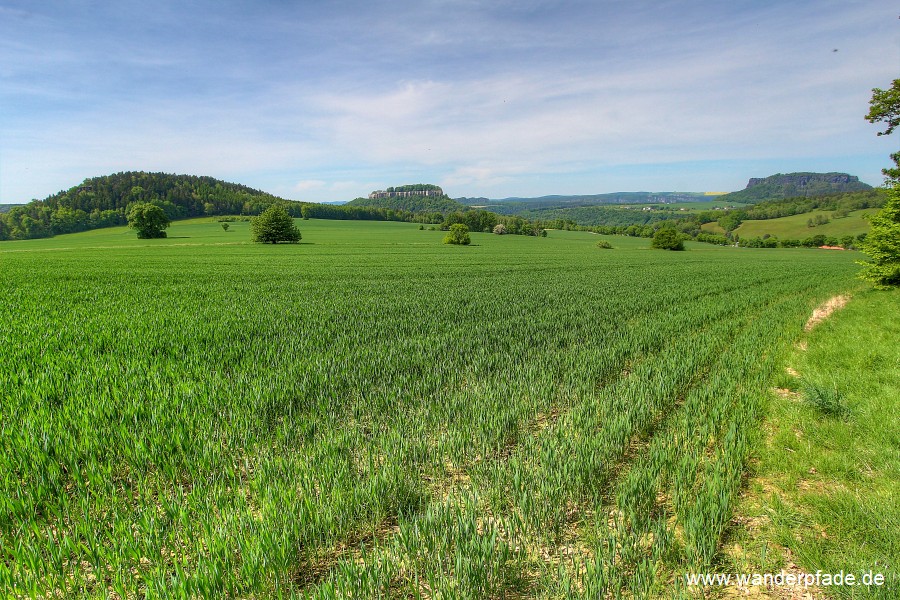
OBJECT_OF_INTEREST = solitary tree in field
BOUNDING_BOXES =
[859,79,900,287]
[651,227,684,251]
[251,205,301,244]
[443,223,471,245]
[126,203,170,239]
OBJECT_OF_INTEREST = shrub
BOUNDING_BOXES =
[801,234,827,248]
[493,224,507,235]
[221,223,230,231]
[802,381,851,419]
[696,233,729,246]
[443,223,471,245]
[596,240,613,249]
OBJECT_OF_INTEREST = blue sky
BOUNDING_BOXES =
[1,1,897,203]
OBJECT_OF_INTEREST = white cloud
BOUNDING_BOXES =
[294,179,327,192]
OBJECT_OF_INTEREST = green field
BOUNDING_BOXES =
[0,219,866,597]
[701,209,875,240]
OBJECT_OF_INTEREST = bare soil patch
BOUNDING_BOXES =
[803,296,850,332]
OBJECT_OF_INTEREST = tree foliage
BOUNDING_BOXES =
[251,205,301,244]
[651,227,684,251]
[443,223,471,245]
[865,78,900,184]
[858,187,900,288]
[126,203,170,239]
[858,79,900,288]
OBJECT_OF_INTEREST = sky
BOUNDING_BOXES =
[1,1,898,203]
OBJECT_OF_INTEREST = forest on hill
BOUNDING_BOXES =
[0,172,286,240]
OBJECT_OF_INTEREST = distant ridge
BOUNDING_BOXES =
[456,191,715,216]
[719,172,872,203]
[458,191,710,208]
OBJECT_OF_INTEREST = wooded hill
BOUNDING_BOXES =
[0,172,286,240]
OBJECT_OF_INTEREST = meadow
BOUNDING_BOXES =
[701,208,875,239]
[0,219,863,597]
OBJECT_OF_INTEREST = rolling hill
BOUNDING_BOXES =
[731,209,875,239]
[0,171,288,240]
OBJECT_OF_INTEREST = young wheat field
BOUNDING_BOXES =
[0,219,861,598]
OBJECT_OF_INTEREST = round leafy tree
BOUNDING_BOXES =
[651,227,684,251]
[126,202,170,239]
[251,204,301,244]
[443,223,471,245]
